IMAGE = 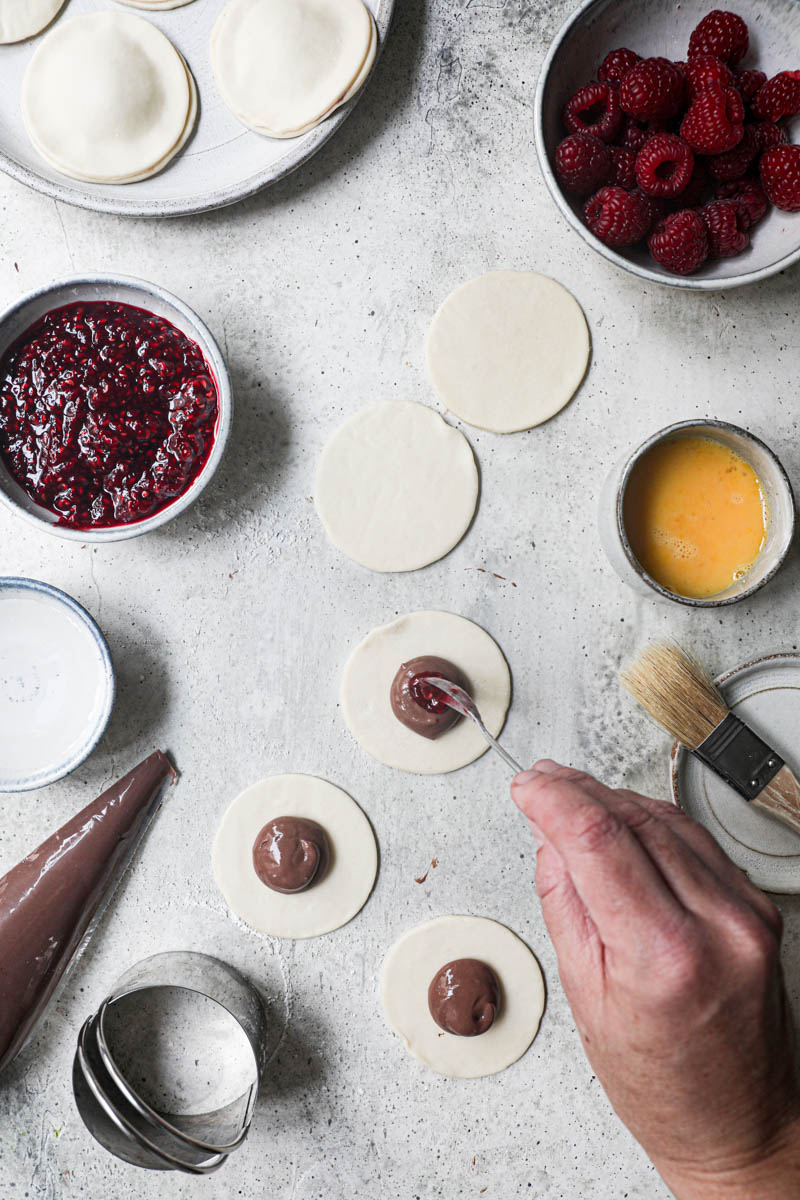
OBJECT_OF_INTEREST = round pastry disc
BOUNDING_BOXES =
[425,271,590,433]
[341,610,511,774]
[315,401,478,573]
[211,0,372,137]
[27,57,198,185]
[381,915,545,1078]
[671,653,800,894]
[0,0,65,44]
[237,12,377,139]
[212,775,378,938]
[22,12,191,183]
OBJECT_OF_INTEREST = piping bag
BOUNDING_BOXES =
[0,750,176,1076]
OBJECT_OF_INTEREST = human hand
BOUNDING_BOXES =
[512,761,800,1200]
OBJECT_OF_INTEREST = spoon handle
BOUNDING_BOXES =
[469,714,524,775]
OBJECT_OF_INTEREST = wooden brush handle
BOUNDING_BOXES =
[752,765,800,837]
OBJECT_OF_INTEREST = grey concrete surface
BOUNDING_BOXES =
[1,1,800,1197]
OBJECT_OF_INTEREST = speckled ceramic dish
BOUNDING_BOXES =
[671,654,800,893]
[0,0,393,217]
[0,274,232,542]
[534,0,800,289]
[598,420,795,606]
[0,577,115,792]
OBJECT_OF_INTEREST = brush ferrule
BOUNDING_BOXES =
[695,712,784,800]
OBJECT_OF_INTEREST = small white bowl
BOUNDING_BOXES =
[0,577,115,791]
[598,419,796,606]
[0,275,232,541]
[534,0,800,290]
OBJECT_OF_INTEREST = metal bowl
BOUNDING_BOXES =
[0,275,232,542]
[534,0,800,290]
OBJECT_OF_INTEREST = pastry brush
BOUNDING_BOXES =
[620,642,800,836]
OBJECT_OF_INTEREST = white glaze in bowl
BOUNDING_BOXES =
[0,577,115,791]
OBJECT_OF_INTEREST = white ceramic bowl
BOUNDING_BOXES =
[534,0,800,289]
[0,576,115,791]
[0,275,232,542]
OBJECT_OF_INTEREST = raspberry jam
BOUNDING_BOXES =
[0,301,219,529]
[409,675,452,713]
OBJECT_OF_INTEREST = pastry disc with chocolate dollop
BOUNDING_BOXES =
[428,958,500,1036]
[253,816,330,893]
[342,611,511,775]
[213,775,377,939]
[381,915,544,1078]
[390,655,469,740]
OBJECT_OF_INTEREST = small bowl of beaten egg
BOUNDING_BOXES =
[599,420,795,607]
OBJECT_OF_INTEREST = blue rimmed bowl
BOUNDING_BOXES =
[0,577,115,791]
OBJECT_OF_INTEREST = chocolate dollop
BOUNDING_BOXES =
[390,655,470,740]
[428,958,500,1037]
[252,817,330,894]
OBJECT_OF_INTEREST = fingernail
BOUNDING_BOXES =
[533,759,560,775]
[511,768,541,787]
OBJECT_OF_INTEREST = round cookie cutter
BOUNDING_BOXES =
[73,951,267,1173]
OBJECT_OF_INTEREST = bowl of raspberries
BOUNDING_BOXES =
[534,0,800,286]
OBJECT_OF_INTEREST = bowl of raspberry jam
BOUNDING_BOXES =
[0,276,232,540]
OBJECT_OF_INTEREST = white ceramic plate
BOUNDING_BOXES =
[0,0,393,217]
[0,577,115,791]
[671,654,800,894]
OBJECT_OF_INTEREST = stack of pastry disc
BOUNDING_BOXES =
[22,13,197,184]
[211,0,377,138]
[0,0,66,44]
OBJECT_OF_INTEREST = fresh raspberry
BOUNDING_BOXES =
[685,54,733,101]
[648,209,710,274]
[563,81,622,142]
[634,133,694,197]
[639,192,670,229]
[752,121,788,153]
[598,47,641,85]
[760,144,800,212]
[751,72,800,122]
[554,132,611,194]
[688,10,749,66]
[733,68,766,101]
[608,145,637,189]
[618,116,649,151]
[716,178,769,226]
[680,86,744,153]
[707,123,758,180]
[619,58,685,121]
[700,199,751,256]
[618,116,671,151]
[582,185,653,247]
[681,158,712,207]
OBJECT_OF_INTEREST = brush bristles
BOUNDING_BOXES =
[620,641,729,750]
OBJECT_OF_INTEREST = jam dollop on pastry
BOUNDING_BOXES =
[389,655,469,740]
